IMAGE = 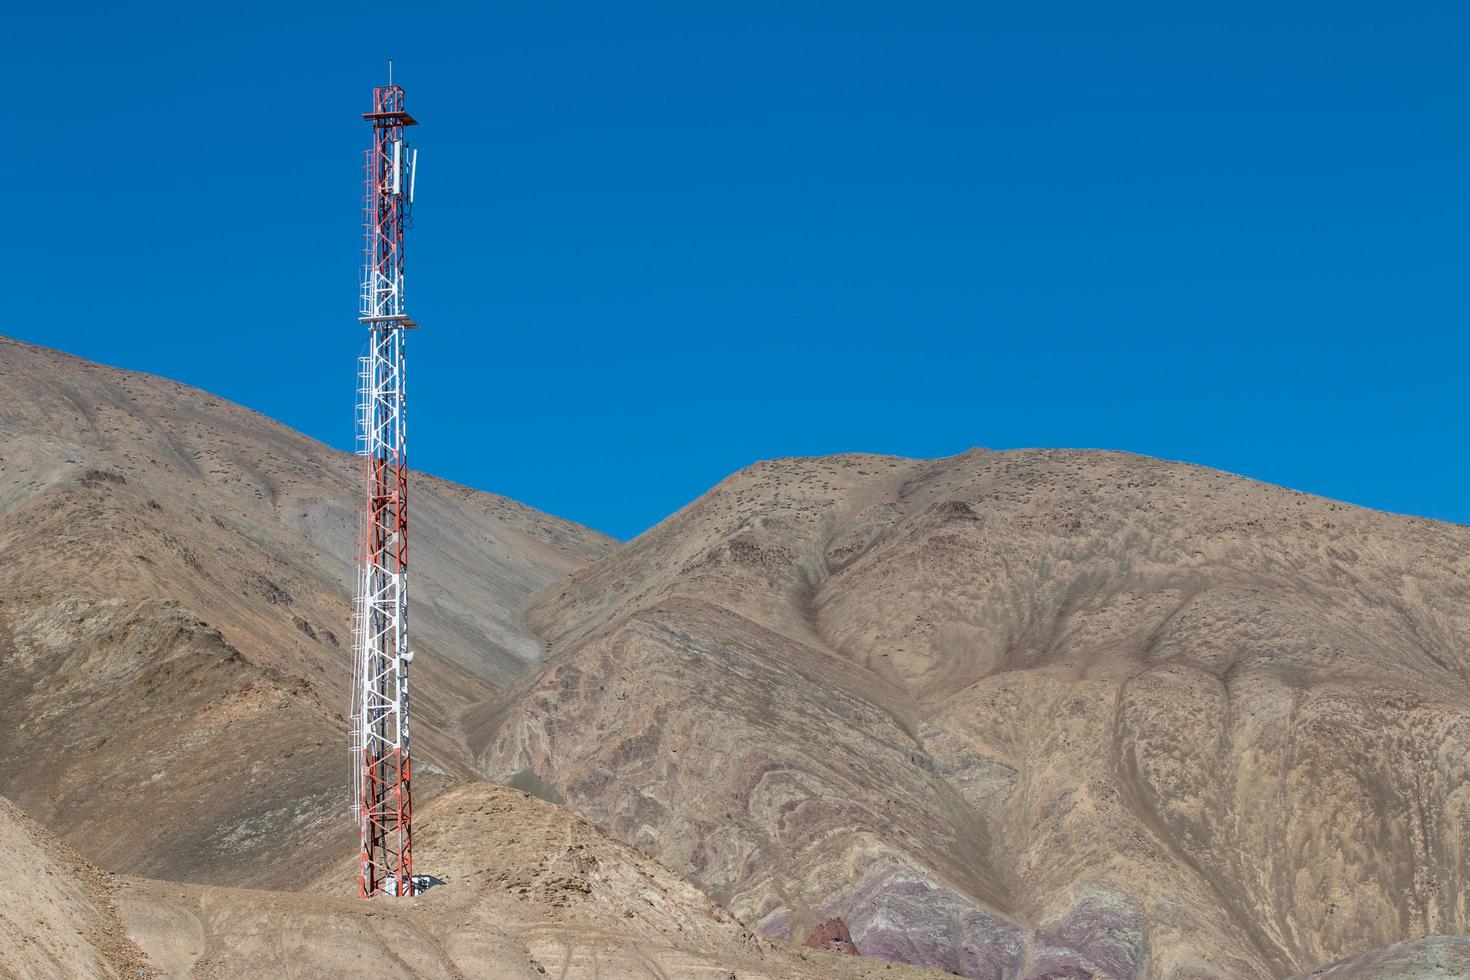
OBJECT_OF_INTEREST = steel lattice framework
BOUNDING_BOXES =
[350,79,419,899]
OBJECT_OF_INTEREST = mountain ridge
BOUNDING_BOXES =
[485,447,1470,977]
[3,335,1467,978]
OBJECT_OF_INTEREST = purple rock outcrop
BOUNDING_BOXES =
[839,864,1148,979]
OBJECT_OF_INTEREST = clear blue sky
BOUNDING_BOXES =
[8,3,1468,539]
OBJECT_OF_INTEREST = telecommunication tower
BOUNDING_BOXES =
[350,68,420,898]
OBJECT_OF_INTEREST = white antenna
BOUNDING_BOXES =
[392,141,401,195]
[409,149,417,203]
[388,59,394,87]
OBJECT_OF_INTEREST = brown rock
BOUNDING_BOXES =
[804,917,861,956]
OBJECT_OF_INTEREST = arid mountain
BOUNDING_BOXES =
[0,337,955,980]
[0,335,613,887]
[6,337,1468,978]
[116,781,949,980]
[3,782,946,980]
[482,449,1470,978]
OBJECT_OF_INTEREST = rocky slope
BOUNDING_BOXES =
[0,796,151,979]
[9,772,1452,980]
[0,338,953,979]
[1288,936,1470,979]
[0,336,614,888]
[482,449,1470,978]
[114,781,948,979]
[3,782,945,980]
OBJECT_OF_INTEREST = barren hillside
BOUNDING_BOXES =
[113,782,949,980]
[482,449,1470,978]
[0,336,613,887]
[0,797,150,979]
[1288,936,1470,979]
[6,336,1468,978]
[2,783,945,980]
[0,338,953,979]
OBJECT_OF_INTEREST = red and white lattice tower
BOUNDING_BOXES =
[350,71,419,898]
